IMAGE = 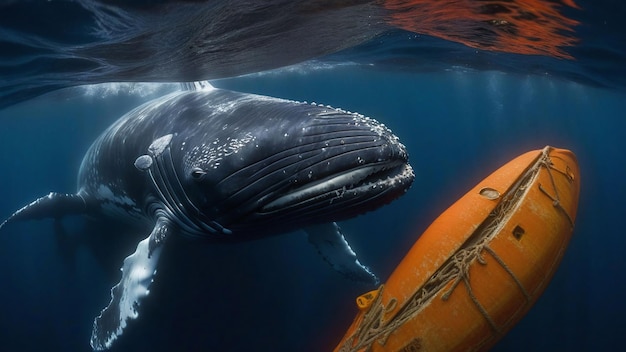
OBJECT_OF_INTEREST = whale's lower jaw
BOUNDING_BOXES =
[173,158,414,240]
[218,162,415,235]
[196,161,413,240]
[261,162,413,213]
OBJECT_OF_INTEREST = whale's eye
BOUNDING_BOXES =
[191,168,206,180]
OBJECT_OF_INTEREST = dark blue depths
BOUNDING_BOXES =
[0,67,624,351]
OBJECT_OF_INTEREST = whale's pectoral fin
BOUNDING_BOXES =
[305,222,379,285]
[0,192,89,231]
[90,218,171,351]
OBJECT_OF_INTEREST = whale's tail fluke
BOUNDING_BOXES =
[0,192,89,231]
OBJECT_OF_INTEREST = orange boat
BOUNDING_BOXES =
[335,146,580,352]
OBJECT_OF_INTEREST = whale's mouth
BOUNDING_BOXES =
[260,161,413,213]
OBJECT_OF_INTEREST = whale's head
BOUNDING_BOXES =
[146,90,414,239]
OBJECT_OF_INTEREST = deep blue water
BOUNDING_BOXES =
[1,1,626,351]
[1,68,624,351]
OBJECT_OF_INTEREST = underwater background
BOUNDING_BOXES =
[1,1,625,351]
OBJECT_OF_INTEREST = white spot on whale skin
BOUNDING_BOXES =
[185,132,256,171]
[134,155,153,171]
[96,184,142,221]
[148,134,173,157]
[97,185,136,207]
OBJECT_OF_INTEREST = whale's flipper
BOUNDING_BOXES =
[305,222,379,285]
[90,218,171,351]
[0,192,89,231]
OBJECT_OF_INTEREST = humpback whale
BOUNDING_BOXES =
[0,86,414,350]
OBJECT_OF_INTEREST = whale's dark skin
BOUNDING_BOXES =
[0,86,414,350]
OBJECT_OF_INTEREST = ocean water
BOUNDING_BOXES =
[1,1,625,351]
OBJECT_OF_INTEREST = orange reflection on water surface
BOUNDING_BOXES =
[383,0,579,59]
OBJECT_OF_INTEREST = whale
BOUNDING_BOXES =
[0,85,414,350]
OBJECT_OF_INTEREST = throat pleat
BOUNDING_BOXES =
[148,146,230,237]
